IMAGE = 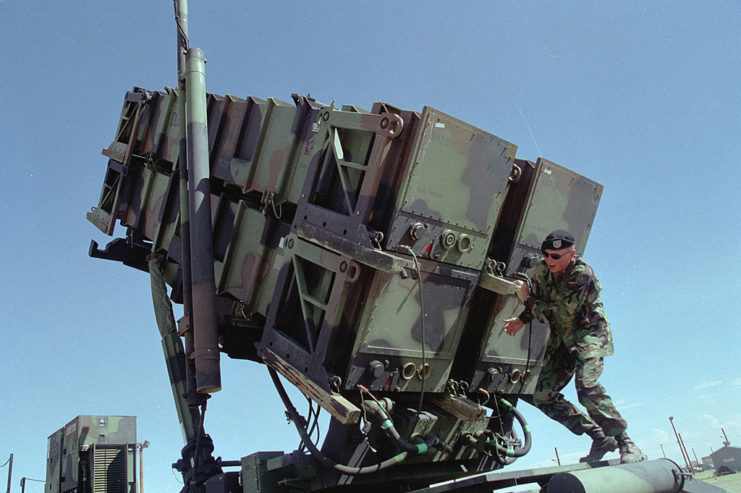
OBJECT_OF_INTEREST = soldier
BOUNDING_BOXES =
[503,229,646,463]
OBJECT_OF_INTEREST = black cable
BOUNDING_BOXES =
[513,273,534,398]
[357,386,450,455]
[407,248,426,414]
[191,401,206,478]
[172,0,189,51]
[489,273,535,465]
[516,320,533,398]
[488,399,532,462]
[268,368,438,475]
[300,398,321,453]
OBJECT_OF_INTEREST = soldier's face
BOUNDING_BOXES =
[543,247,575,274]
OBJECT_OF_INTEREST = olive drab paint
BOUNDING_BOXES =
[45,416,137,493]
[185,47,221,394]
[88,87,602,475]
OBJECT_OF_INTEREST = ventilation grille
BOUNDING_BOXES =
[92,446,127,493]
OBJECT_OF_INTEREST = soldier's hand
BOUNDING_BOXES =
[514,280,530,303]
[503,317,524,336]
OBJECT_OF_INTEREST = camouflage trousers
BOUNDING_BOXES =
[532,342,627,437]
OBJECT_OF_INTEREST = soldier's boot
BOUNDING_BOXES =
[579,428,618,462]
[617,432,647,463]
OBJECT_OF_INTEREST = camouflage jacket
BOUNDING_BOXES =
[519,257,613,359]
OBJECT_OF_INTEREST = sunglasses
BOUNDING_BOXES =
[542,251,572,260]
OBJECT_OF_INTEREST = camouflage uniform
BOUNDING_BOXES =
[519,256,627,437]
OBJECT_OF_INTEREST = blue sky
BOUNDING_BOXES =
[1,1,739,491]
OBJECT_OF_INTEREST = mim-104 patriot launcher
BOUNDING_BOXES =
[85,4,729,493]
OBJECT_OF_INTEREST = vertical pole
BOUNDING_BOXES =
[174,0,202,436]
[185,47,221,393]
[678,433,693,476]
[139,444,143,493]
[136,441,149,493]
[677,435,691,472]
[175,0,188,76]
[660,444,665,458]
[554,447,561,466]
[5,453,12,493]
[668,417,692,474]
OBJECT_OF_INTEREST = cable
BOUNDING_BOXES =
[356,386,451,456]
[300,398,322,453]
[268,368,439,475]
[407,248,426,414]
[487,398,514,466]
[517,320,533,398]
[513,273,534,398]
[191,401,206,475]
[487,273,535,465]
[488,399,532,463]
[172,0,189,52]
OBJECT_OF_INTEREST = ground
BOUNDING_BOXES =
[694,471,741,492]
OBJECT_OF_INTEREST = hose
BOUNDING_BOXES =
[487,398,532,461]
[360,399,450,455]
[268,368,436,475]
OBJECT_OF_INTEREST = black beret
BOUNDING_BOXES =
[541,229,575,251]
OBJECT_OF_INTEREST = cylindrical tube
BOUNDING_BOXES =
[547,458,684,493]
[174,0,200,416]
[177,87,201,411]
[175,0,188,77]
[185,47,221,393]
